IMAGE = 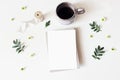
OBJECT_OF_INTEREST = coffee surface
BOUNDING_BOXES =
[57,7,74,19]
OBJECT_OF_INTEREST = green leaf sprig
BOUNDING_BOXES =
[45,20,51,27]
[89,21,101,32]
[92,45,105,60]
[12,39,25,53]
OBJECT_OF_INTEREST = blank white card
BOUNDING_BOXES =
[47,29,78,71]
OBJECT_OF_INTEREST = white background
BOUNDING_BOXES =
[0,0,120,80]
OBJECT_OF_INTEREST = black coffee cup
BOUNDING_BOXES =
[56,2,85,24]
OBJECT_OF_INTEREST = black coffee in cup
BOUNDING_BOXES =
[56,2,85,25]
[56,3,74,19]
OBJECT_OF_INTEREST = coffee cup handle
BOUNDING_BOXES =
[75,8,85,14]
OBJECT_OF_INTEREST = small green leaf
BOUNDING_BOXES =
[98,45,101,50]
[15,39,18,43]
[95,48,98,53]
[93,21,96,26]
[45,20,51,27]
[94,51,97,56]
[13,40,16,44]
[16,48,20,51]
[22,45,25,49]
[21,45,25,51]
[12,45,18,48]
[96,57,100,60]
[18,50,22,53]
[92,45,105,60]
[89,23,94,26]
[92,55,96,59]
[98,54,103,56]
[100,47,104,50]
[91,26,95,29]
[94,29,97,31]
[100,51,105,53]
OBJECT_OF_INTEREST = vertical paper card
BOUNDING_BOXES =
[47,29,78,71]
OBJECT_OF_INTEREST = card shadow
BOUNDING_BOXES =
[75,28,85,67]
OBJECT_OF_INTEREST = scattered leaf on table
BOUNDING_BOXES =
[12,39,25,54]
[45,20,51,27]
[89,21,101,32]
[92,45,105,60]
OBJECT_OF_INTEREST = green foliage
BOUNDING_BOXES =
[45,20,51,27]
[92,45,105,60]
[12,39,25,53]
[89,21,101,32]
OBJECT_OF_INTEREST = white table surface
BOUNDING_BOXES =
[0,0,120,80]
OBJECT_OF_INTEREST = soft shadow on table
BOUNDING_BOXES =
[75,28,85,68]
[50,69,74,72]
